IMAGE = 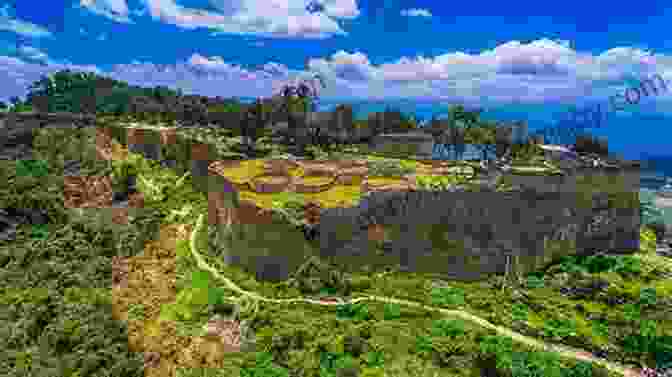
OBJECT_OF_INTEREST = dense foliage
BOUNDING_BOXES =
[0,156,158,376]
[12,69,560,161]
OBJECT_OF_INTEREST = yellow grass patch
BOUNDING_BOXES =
[239,184,363,209]
[366,177,407,186]
[298,176,334,185]
[217,160,266,184]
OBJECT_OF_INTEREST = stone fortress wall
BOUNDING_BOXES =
[317,186,640,281]
[0,112,643,282]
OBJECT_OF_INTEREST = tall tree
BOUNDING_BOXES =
[272,73,325,155]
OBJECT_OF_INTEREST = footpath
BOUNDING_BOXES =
[187,213,643,377]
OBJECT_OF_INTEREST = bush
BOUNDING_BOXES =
[383,303,402,320]
[542,318,578,340]
[336,303,371,321]
[526,274,545,289]
[430,286,465,307]
[367,158,416,177]
[646,221,667,242]
[478,335,513,371]
[240,352,290,377]
[431,319,466,338]
[512,303,529,322]
[562,361,593,377]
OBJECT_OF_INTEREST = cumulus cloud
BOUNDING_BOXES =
[400,8,432,18]
[0,51,101,101]
[306,39,672,104]
[78,0,134,23]
[0,4,52,38]
[139,0,359,39]
[100,53,303,99]
[17,46,50,64]
[1,39,671,107]
[76,0,360,38]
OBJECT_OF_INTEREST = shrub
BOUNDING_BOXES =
[512,351,563,377]
[431,319,466,338]
[383,303,402,320]
[15,159,50,178]
[478,335,514,371]
[241,352,290,377]
[414,335,434,357]
[336,303,371,321]
[613,256,642,277]
[526,274,545,289]
[563,361,594,377]
[364,351,385,368]
[646,221,667,242]
[542,318,578,340]
[512,303,529,322]
[430,286,465,307]
[639,287,658,307]
[416,175,457,191]
[367,158,416,177]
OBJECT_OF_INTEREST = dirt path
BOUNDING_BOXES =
[188,213,643,377]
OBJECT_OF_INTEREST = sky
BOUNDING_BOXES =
[0,0,671,160]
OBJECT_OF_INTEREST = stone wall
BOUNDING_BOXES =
[316,177,640,281]
[370,132,435,159]
[2,112,643,283]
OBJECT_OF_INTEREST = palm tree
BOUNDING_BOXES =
[437,105,482,160]
[469,120,497,161]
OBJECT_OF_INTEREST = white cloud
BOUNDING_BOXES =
[141,0,358,39]
[0,51,101,101]
[0,4,52,38]
[78,0,134,23]
[1,38,671,108]
[76,0,360,38]
[17,46,50,63]
[400,8,432,18]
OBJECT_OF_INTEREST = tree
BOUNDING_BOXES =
[495,124,514,159]
[469,122,496,161]
[272,73,326,155]
[239,99,271,155]
[429,105,483,160]
[25,69,99,112]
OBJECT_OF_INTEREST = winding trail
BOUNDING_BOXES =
[187,213,641,377]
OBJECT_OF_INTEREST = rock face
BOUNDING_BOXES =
[316,185,640,281]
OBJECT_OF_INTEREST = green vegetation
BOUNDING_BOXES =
[3,71,670,377]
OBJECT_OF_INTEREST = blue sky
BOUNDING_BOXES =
[0,0,671,159]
